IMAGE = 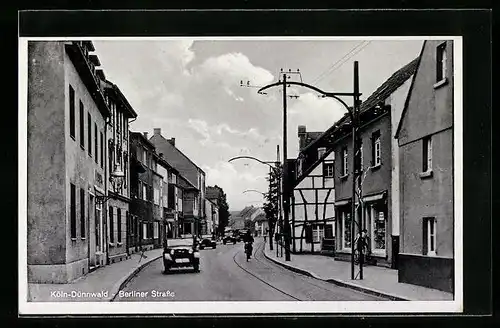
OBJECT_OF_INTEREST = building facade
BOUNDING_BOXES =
[292,126,336,254]
[27,41,110,283]
[178,175,199,237]
[157,155,182,239]
[149,128,206,235]
[129,132,163,252]
[395,40,454,292]
[333,58,418,268]
[100,79,137,264]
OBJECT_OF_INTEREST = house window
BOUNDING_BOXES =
[154,222,159,239]
[143,223,148,239]
[142,183,148,201]
[123,154,128,190]
[94,123,98,164]
[87,113,92,157]
[342,147,348,176]
[100,131,104,169]
[123,116,128,139]
[79,101,85,149]
[109,206,114,243]
[423,217,437,256]
[436,43,447,82]
[142,148,147,164]
[69,85,75,139]
[117,208,121,243]
[108,144,114,176]
[318,147,326,159]
[359,142,364,171]
[312,224,325,243]
[423,136,433,172]
[341,210,352,250]
[70,183,76,239]
[80,188,86,238]
[323,163,334,178]
[154,187,160,205]
[367,203,387,255]
[372,131,381,166]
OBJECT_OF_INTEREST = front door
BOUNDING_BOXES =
[92,202,103,269]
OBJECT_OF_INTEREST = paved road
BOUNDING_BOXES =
[115,238,387,302]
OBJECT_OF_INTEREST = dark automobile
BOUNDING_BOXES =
[222,234,237,244]
[199,234,217,249]
[162,237,200,273]
[236,229,249,242]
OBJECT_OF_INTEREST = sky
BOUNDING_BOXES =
[92,38,423,211]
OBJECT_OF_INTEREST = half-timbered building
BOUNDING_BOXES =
[291,126,336,254]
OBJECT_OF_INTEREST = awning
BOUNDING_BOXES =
[363,191,386,202]
[335,199,351,206]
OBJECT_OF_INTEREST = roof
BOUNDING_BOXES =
[301,57,419,155]
[395,42,427,139]
[206,186,222,200]
[303,131,323,149]
[359,57,419,114]
[253,213,267,222]
[101,80,138,118]
[178,174,197,190]
[130,131,155,149]
[149,134,204,188]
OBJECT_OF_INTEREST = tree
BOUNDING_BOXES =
[210,185,230,237]
[263,164,281,250]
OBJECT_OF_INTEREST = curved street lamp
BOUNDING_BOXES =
[257,63,362,278]
[228,155,279,173]
[96,165,125,205]
[242,189,267,197]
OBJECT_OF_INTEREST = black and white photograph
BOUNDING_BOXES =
[19,35,463,315]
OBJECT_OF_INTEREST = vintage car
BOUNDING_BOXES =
[235,229,249,242]
[199,234,217,249]
[162,237,200,273]
[222,234,237,245]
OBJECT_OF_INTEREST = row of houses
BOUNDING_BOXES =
[286,40,454,293]
[27,41,221,284]
[228,206,268,236]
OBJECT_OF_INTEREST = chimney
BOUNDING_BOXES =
[168,138,176,147]
[154,128,162,136]
[143,132,148,139]
[298,125,307,150]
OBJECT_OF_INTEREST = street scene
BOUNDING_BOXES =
[23,38,457,309]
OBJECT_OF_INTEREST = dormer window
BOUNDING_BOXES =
[317,147,326,160]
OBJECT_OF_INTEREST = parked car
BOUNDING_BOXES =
[199,234,217,249]
[222,234,237,245]
[162,237,200,273]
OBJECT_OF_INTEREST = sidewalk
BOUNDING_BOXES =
[263,243,453,301]
[27,248,163,302]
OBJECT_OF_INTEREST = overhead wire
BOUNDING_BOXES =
[311,41,372,85]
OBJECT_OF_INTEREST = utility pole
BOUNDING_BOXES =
[282,73,291,261]
[276,145,281,257]
[256,67,361,264]
[351,61,360,280]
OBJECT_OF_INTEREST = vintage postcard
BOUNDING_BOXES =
[19,35,463,315]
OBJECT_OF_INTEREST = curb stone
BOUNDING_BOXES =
[263,249,409,301]
[109,254,163,302]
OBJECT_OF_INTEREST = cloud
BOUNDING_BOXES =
[202,162,269,210]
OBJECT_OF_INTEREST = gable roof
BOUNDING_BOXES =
[130,131,155,150]
[303,131,323,149]
[395,41,427,139]
[149,134,204,188]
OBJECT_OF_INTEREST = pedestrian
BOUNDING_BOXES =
[355,229,369,265]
